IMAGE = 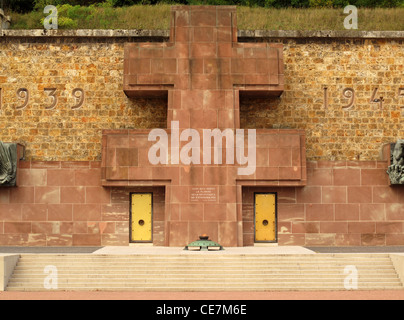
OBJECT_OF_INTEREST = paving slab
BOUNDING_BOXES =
[1,290,404,300]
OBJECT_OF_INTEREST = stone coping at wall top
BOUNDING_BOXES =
[1,29,403,39]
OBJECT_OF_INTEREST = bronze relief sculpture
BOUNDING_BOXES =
[0,142,17,187]
[387,140,404,185]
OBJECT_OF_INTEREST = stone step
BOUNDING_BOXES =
[12,268,399,274]
[17,254,393,258]
[17,254,393,260]
[16,260,394,264]
[9,277,401,287]
[13,258,390,264]
[6,283,403,292]
[13,264,396,270]
[12,267,398,274]
[7,276,402,284]
[7,253,403,291]
[7,283,402,291]
[12,268,396,276]
[12,261,390,270]
[7,287,404,292]
[8,272,400,278]
[16,262,394,267]
[16,256,394,260]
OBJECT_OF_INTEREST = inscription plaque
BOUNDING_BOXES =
[190,187,217,202]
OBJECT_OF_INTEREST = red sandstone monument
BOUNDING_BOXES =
[0,6,402,248]
[103,6,306,246]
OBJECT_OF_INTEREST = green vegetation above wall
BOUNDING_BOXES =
[3,0,404,14]
[6,3,404,31]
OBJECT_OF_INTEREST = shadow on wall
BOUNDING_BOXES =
[239,95,288,130]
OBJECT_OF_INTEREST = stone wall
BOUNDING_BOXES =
[0,160,165,246]
[2,158,404,247]
[243,160,404,247]
[240,37,404,161]
[0,29,403,247]
[0,31,403,162]
[0,36,167,161]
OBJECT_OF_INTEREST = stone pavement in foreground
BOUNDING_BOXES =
[1,290,404,300]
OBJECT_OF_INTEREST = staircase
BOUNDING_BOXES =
[6,253,403,291]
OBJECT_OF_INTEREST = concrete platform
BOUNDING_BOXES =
[0,245,314,255]
[0,247,101,254]
[92,246,316,255]
[2,246,404,255]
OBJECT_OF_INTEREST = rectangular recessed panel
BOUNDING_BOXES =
[255,193,276,242]
[131,193,152,242]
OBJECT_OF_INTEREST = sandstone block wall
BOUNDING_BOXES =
[0,160,165,246]
[3,159,403,247]
[243,160,404,247]
[240,38,404,161]
[0,34,402,162]
[0,37,167,161]
[0,30,403,247]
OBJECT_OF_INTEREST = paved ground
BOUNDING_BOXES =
[1,290,404,300]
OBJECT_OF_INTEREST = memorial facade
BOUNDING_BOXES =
[0,6,403,247]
